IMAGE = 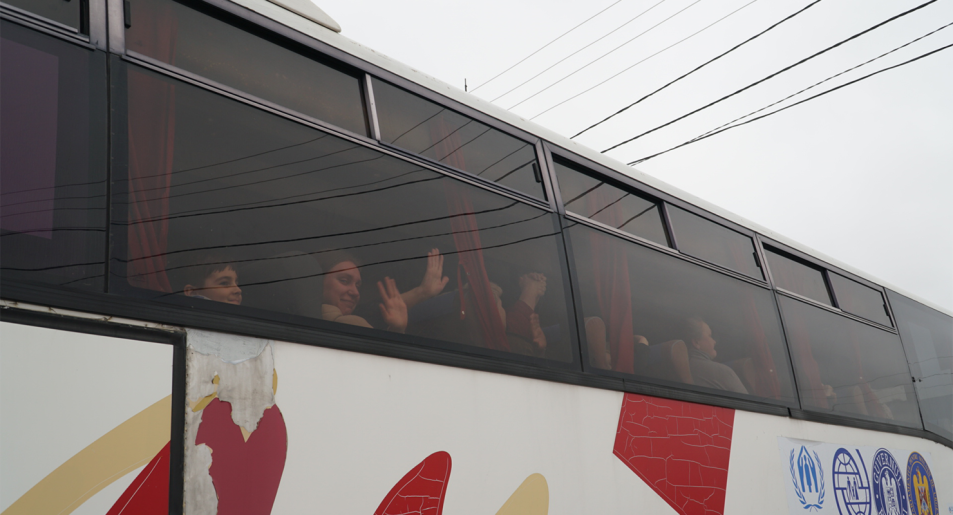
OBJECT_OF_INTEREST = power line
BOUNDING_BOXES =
[601,0,938,154]
[529,0,760,121]
[470,0,624,93]
[692,19,953,141]
[488,0,674,103]
[627,41,953,165]
[507,0,704,111]
[567,0,818,136]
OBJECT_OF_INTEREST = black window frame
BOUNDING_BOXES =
[120,0,374,141]
[0,0,92,38]
[559,212,800,413]
[760,236,897,332]
[107,55,583,373]
[369,77,552,209]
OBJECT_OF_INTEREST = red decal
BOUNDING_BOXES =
[107,442,170,515]
[195,398,288,515]
[613,393,734,515]
[374,451,452,515]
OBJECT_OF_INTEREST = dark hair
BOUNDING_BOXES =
[179,253,238,292]
[316,250,361,276]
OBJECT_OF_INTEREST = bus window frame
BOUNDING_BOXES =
[559,215,800,412]
[0,307,188,515]
[545,143,769,285]
[107,56,583,373]
[760,236,898,332]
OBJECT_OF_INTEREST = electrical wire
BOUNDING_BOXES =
[692,19,953,141]
[488,0,673,103]
[529,0,760,121]
[506,0,704,110]
[470,0,625,93]
[602,0,939,154]
[570,0,824,139]
[626,41,953,165]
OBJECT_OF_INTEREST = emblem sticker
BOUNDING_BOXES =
[790,445,826,511]
[833,448,872,515]
[872,448,908,515]
[906,452,939,515]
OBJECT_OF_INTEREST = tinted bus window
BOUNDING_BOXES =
[1,23,107,290]
[4,0,82,31]
[126,0,367,136]
[553,159,668,247]
[887,290,952,441]
[567,223,797,406]
[830,273,891,327]
[111,63,575,363]
[764,247,831,305]
[780,296,921,427]
[667,205,762,280]
[371,78,545,201]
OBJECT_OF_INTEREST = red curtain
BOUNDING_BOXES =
[730,246,781,398]
[586,192,635,373]
[432,118,509,351]
[126,3,178,292]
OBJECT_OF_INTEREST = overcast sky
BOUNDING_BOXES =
[317,0,953,313]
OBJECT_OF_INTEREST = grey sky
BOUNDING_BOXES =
[318,0,953,312]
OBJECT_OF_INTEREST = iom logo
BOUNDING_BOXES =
[789,446,825,511]
[872,449,908,515]
[833,448,872,515]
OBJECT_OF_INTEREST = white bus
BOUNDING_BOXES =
[1,0,949,514]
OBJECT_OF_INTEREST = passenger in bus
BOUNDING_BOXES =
[319,249,449,334]
[682,317,748,394]
[181,254,243,305]
[505,272,549,356]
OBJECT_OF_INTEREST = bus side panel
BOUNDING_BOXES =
[0,321,176,515]
[182,329,951,515]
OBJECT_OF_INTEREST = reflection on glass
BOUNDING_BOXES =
[4,0,82,31]
[112,63,573,362]
[568,223,796,405]
[372,78,544,200]
[765,247,831,305]
[0,23,107,290]
[126,0,367,135]
[888,290,952,441]
[830,273,891,326]
[780,296,922,427]
[667,205,762,280]
[553,159,668,246]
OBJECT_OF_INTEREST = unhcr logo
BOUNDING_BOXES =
[789,445,825,511]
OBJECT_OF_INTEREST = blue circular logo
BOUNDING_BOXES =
[872,449,908,515]
[833,448,872,515]
[906,452,939,515]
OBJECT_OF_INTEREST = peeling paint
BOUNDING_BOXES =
[184,330,278,515]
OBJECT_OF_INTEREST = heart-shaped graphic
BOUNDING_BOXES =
[196,398,287,515]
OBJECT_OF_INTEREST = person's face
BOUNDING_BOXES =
[194,267,242,305]
[324,261,361,315]
[692,322,717,359]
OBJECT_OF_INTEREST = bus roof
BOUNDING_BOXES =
[234,0,951,317]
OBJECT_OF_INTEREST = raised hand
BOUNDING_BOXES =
[419,248,449,298]
[378,277,408,334]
